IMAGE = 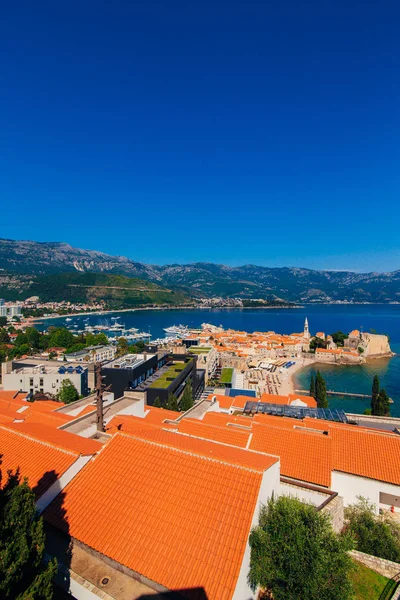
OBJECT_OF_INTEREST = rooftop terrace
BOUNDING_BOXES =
[149,360,193,389]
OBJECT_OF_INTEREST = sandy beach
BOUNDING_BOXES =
[270,358,315,396]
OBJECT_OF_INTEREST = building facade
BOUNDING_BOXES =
[1,361,88,397]
[65,345,117,363]
[102,353,168,399]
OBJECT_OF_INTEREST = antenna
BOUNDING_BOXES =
[95,361,111,433]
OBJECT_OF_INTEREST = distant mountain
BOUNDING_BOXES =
[0,238,399,303]
[0,238,159,280]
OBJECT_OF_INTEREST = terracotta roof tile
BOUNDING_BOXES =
[45,434,263,599]
[142,406,181,424]
[202,412,253,428]
[287,393,317,408]
[260,393,290,405]
[178,419,251,448]
[332,428,400,484]
[0,425,79,497]
[118,426,278,472]
[8,422,103,455]
[250,425,332,486]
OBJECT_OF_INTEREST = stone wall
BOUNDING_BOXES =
[322,494,344,533]
[350,550,400,579]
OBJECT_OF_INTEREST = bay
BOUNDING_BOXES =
[38,304,400,416]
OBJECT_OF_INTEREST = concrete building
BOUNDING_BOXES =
[65,344,117,363]
[188,345,218,383]
[0,299,22,318]
[139,355,200,406]
[101,353,167,399]
[1,361,88,397]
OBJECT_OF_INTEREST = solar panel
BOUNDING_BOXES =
[241,402,348,423]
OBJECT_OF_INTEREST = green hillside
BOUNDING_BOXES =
[0,272,190,309]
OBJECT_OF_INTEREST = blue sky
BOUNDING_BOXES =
[1,1,399,272]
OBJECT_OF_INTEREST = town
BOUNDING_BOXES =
[0,309,398,599]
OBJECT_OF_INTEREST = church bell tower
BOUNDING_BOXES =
[304,317,310,340]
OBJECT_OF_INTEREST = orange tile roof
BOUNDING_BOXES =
[45,434,263,600]
[252,414,304,429]
[22,409,73,428]
[178,419,251,448]
[332,428,400,484]
[231,395,252,409]
[0,390,23,402]
[287,393,317,408]
[0,425,79,497]
[260,393,290,405]
[105,415,168,436]
[211,394,234,410]
[202,412,253,428]
[8,422,103,455]
[142,406,180,424]
[250,425,332,486]
[119,426,278,472]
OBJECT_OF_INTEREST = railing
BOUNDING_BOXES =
[379,571,400,600]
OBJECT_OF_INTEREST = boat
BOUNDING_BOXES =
[65,318,72,322]
[163,325,189,337]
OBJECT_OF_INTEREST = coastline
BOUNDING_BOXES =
[275,358,315,396]
[31,304,304,322]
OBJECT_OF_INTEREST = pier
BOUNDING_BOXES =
[295,388,372,399]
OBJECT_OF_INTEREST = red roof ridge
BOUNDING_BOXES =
[0,425,79,457]
[116,431,277,474]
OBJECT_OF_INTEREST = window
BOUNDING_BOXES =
[29,378,34,386]
[380,492,400,509]
[39,378,43,386]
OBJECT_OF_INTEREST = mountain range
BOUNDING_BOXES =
[0,238,399,304]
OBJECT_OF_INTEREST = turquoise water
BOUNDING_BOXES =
[295,348,400,417]
[38,304,400,416]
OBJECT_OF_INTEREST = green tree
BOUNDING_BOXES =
[94,333,108,346]
[309,375,316,398]
[48,328,75,349]
[0,328,10,344]
[0,466,58,599]
[248,496,354,600]
[0,316,7,327]
[0,349,7,364]
[179,380,193,412]
[344,497,400,562]
[57,379,79,403]
[153,396,162,408]
[166,393,179,411]
[331,331,348,347]
[315,371,328,408]
[376,389,390,416]
[371,375,380,415]
[24,327,41,350]
[357,346,364,354]
[17,343,30,356]
[15,333,29,347]
[116,337,129,357]
[309,337,327,352]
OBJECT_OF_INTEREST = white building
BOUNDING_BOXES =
[65,345,117,363]
[1,362,88,397]
[0,300,22,318]
[189,346,218,383]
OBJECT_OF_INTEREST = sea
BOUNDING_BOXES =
[37,304,400,417]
